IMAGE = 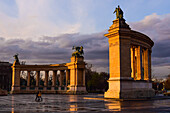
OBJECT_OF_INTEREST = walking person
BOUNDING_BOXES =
[38,91,42,101]
[35,91,39,101]
[35,91,43,102]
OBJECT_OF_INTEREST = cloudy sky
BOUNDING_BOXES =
[0,0,169,78]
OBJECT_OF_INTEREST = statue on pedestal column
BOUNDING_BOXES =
[72,46,84,57]
[13,53,20,63]
[114,5,124,19]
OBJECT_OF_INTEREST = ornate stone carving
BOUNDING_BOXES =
[13,53,19,63]
[113,5,124,19]
[72,46,84,57]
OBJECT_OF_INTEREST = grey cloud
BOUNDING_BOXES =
[152,39,170,58]
[85,49,108,60]
[0,37,5,41]
[0,32,109,71]
[152,57,170,66]
[6,39,25,45]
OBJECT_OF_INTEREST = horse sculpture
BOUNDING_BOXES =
[72,46,84,57]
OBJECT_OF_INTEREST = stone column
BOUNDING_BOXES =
[148,50,152,80]
[52,70,57,90]
[131,46,136,79]
[68,70,70,85]
[35,71,40,90]
[141,48,145,77]
[74,69,76,86]
[11,68,21,93]
[66,69,70,86]
[44,71,49,90]
[136,46,142,80]
[69,68,76,87]
[67,56,87,94]
[75,69,78,86]
[144,49,149,80]
[65,69,70,90]
[26,71,31,90]
[83,69,86,86]
[60,70,64,89]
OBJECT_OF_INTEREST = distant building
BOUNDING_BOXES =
[0,62,12,91]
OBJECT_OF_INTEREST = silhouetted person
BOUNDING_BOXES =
[35,91,39,101]
[35,91,42,102]
[38,91,42,99]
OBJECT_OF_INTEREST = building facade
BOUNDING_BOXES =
[0,62,12,91]
[11,56,87,94]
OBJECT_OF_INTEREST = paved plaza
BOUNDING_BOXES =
[0,94,170,113]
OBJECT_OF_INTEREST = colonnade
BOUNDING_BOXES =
[25,69,70,91]
[104,15,154,99]
[131,45,151,81]
[11,56,87,94]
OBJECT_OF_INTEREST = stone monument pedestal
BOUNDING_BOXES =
[0,89,8,96]
[105,78,155,99]
[67,56,87,94]
[104,17,154,99]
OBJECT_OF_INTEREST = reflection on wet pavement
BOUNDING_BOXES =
[0,94,169,112]
[105,101,121,111]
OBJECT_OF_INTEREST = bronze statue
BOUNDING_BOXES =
[72,46,84,57]
[13,53,19,63]
[113,5,124,19]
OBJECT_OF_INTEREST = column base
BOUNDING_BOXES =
[64,86,67,90]
[104,79,155,99]
[35,87,39,91]
[0,89,8,96]
[26,86,30,90]
[105,89,155,99]
[43,87,47,91]
[58,86,61,90]
[11,86,20,94]
[51,86,55,91]
[67,85,87,94]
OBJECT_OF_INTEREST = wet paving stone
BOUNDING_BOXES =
[0,94,169,113]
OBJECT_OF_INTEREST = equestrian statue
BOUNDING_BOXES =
[72,46,84,57]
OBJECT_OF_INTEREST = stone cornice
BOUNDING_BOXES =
[130,30,154,47]
[105,29,154,49]
[12,64,68,71]
[105,19,154,48]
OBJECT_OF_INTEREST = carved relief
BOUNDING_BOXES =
[109,42,118,47]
